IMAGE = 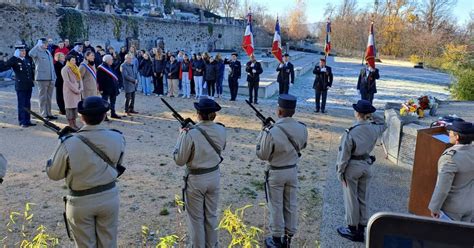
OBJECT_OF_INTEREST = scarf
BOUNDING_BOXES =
[67,61,81,81]
[81,61,97,80]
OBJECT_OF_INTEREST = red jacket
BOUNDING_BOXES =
[179,61,193,80]
[54,47,70,62]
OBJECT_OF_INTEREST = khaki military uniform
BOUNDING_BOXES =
[336,114,386,226]
[174,121,226,248]
[429,144,474,222]
[256,117,308,237]
[47,124,126,248]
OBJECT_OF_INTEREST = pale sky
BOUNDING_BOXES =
[256,0,473,25]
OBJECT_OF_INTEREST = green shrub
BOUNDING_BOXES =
[451,68,474,101]
[57,8,87,42]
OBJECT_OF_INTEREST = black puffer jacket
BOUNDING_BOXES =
[139,59,153,77]
[205,61,219,81]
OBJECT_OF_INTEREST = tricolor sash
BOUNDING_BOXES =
[81,62,97,80]
[98,64,118,81]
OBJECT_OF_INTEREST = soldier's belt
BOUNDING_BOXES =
[187,165,219,175]
[269,164,297,170]
[69,181,116,197]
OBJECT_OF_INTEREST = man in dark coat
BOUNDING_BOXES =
[0,45,36,127]
[313,58,333,113]
[245,55,263,104]
[97,55,121,119]
[67,42,84,66]
[357,63,380,104]
[276,53,295,95]
[224,52,241,101]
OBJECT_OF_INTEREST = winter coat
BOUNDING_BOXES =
[192,59,205,77]
[0,56,35,91]
[179,61,193,80]
[245,61,263,83]
[121,62,138,94]
[61,66,83,109]
[165,61,180,79]
[205,61,219,81]
[139,59,154,77]
[312,65,333,91]
[97,63,119,96]
[29,45,56,81]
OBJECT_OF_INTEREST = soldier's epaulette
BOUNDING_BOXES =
[60,134,74,143]
[110,129,123,134]
[216,122,226,127]
[371,121,384,125]
[298,121,306,126]
[442,150,456,157]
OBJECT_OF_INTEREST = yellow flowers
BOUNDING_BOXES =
[218,205,264,248]
[2,203,58,248]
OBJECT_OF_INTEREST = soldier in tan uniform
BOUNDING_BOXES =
[336,100,386,242]
[256,94,308,248]
[429,120,474,222]
[173,97,226,248]
[46,96,126,248]
[0,154,6,184]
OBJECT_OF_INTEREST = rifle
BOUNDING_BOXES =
[245,100,275,127]
[24,108,61,134]
[161,98,195,128]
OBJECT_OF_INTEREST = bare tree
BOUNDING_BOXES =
[193,0,221,13]
[287,0,309,40]
[420,0,457,33]
[220,0,239,18]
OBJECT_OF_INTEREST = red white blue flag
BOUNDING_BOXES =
[272,18,283,63]
[365,21,376,68]
[324,19,331,57]
[242,11,254,57]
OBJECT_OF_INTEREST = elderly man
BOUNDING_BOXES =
[121,54,139,116]
[29,38,57,120]
[97,55,121,119]
[429,120,474,222]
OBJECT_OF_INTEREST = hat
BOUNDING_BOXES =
[352,100,376,114]
[284,53,290,57]
[278,94,297,109]
[74,42,83,46]
[231,52,238,56]
[14,44,26,50]
[78,96,110,116]
[193,98,221,114]
[320,57,326,61]
[447,120,474,134]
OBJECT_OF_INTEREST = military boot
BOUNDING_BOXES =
[282,234,293,248]
[265,236,283,248]
[357,224,366,242]
[337,225,363,242]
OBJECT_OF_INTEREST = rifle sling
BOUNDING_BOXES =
[274,126,301,157]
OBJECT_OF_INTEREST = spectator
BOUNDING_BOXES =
[97,55,121,119]
[54,40,69,59]
[179,54,193,99]
[79,51,98,98]
[205,56,219,99]
[94,46,103,67]
[121,54,139,116]
[119,46,128,64]
[67,42,84,66]
[215,53,225,98]
[138,52,154,96]
[64,39,72,50]
[111,51,123,90]
[192,53,205,99]
[152,50,166,96]
[61,55,83,129]
[0,45,36,127]
[190,53,197,96]
[47,38,57,55]
[83,40,95,53]
[54,52,66,115]
[29,38,57,119]
[165,54,180,97]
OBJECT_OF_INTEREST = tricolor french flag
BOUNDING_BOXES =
[365,22,376,68]
[324,19,331,57]
[242,11,254,57]
[272,18,283,63]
